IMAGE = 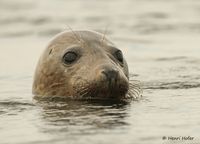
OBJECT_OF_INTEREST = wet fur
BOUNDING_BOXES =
[33,29,142,102]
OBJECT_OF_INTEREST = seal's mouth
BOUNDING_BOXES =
[74,81,129,101]
[99,84,129,99]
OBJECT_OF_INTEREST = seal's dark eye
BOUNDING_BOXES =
[63,52,78,64]
[114,50,123,63]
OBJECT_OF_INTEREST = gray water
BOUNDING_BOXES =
[0,0,200,144]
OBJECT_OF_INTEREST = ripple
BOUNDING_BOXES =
[144,81,200,90]
[0,17,27,25]
[0,31,32,37]
[0,100,35,116]
[0,0,35,11]
[84,16,108,23]
[0,16,52,25]
[155,56,188,61]
[133,23,176,34]
[0,101,34,107]
[138,12,168,19]
[133,22,200,34]
[37,28,62,37]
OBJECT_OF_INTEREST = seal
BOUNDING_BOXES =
[33,30,139,101]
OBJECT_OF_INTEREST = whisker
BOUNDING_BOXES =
[79,91,88,98]
[76,83,91,99]
[49,82,65,88]
[101,26,109,45]
[66,25,82,44]
[127,80,143,99]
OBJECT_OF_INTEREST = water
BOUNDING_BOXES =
[0,0,200,144]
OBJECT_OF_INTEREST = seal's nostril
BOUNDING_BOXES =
[102,69,119,81]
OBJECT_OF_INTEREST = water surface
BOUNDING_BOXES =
[0,0,200,144]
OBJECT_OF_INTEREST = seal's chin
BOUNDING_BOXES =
[100,84,129,100]
[74,81,129,101]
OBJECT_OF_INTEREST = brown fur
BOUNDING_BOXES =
[32,30,137,101]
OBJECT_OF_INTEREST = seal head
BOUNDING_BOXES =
[33,30,130,100]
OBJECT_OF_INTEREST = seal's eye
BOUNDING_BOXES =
[63,52,78,64]
[114,50,123,63]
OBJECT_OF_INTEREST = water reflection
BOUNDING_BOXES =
[35,99,130,135]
